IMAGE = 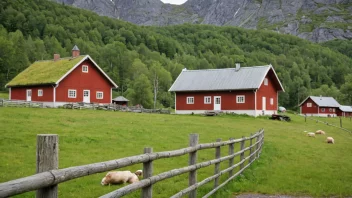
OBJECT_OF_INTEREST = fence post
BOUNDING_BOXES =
[189,134,199,198]
[228,138,235,178]
[240,136,245,170]
[214,138,221,188]
[36,134,58,198]
[256,132,260,159]
[142,147,153,198]
[249,133,253,163]
[260,130,264,154]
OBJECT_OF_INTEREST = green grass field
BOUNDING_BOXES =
[0,91,9,99]
[0,108,352,198]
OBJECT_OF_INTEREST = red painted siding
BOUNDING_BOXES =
[256,70,278,111]
[301,98,319,114]
[301,98,338,115]
[56,60,112,104]
[176,91,255,110]
[11,86,53,101]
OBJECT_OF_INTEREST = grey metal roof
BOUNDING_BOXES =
[307,96,340,107]
[339,105,352,112]
[169,65,283,92]
[112,96,129,102]
[72,45,79,51]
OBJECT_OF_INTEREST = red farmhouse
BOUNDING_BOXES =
[5,46,118,107]
[299,96,340,117]
[336,106,352,117]
[168,64,284,116]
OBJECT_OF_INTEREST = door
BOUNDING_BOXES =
[214,96,221,110]
[262,97,266,110]
[26,89,32,101]
[83,90,90,103]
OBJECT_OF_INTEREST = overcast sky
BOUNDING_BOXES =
[160,0,188,5]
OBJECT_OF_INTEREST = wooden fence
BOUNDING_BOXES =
[0,99,44,108]
[0,129,264,198]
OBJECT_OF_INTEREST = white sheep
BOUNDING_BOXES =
[326,137,334,144]
[307,132,315,137]
[315,130,326,135]
[101,170,143,185]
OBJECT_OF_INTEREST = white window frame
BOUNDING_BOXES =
[333,108,335,112]
[236,95,245,104]
[38,89,43,97]
[264,78,268,86]
[307,103,312,107]
[187,97,194,104]
[270,98,274,105]
[68,89,77,98]
[204,96,211,104]
[82,65,88,73]
[96,91,104,99]
[321,108,325,112]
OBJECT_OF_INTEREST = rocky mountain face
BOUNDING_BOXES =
[53,0,352,42]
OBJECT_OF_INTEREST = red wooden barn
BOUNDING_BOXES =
[336,106,352,117]
[5,46,118,107]
[168,64,284,116]
[299,96,340,117]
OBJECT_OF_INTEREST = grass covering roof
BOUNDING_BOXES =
[6,56,86,87]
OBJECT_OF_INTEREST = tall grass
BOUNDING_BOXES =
[0,108,351,197]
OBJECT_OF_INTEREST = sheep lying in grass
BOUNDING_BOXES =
[101,170,143,185]
[315,130,326,135]
[326,137,335,144]
[307,132,316,137]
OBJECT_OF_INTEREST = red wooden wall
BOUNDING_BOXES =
[256,71,278,111]
[11,86,53,101]
[176,91,255,110]
[56,60,112,104]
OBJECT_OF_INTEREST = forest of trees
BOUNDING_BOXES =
[0,0,351,110]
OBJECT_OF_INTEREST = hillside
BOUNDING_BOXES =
[53,0,352,42]
[0,0,352,110]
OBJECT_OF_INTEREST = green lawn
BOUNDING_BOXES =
[0,108,352,197]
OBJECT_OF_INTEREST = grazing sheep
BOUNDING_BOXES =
[326,137,334,144]
[315,130,326,135]
[307,132,316,137]
[101,170,143,185]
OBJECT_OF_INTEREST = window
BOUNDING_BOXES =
[96,91,103,99]
[187,97,194,104]
[264,78,268,86]
[270,98,274,105]
[321,108,325,112]
[82,65,88,73]
[333,108,335,112]
[68,89,76,98]
[38,89,43,97]
[236,95,245,103]
[204,96,211,104]
[307,103,312,107]
[329,108,333,112]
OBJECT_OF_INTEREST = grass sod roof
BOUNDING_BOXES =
[6,56,86,87]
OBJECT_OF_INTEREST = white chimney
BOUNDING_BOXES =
[235,63,240,71]
[182,68,187,71]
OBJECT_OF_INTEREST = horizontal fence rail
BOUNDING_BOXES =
[0,129,264,198]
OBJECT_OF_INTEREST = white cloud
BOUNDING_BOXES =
[160,0,188,5]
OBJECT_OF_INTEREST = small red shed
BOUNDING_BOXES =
[336,106,352,117]
[5,45,118,107]
[168,64,284,116]
[299,96,340,117]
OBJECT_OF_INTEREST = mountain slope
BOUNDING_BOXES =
[53,0,352,42]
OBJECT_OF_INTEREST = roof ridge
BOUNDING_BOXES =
[183,65,271,72]
[34,55,86,63]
